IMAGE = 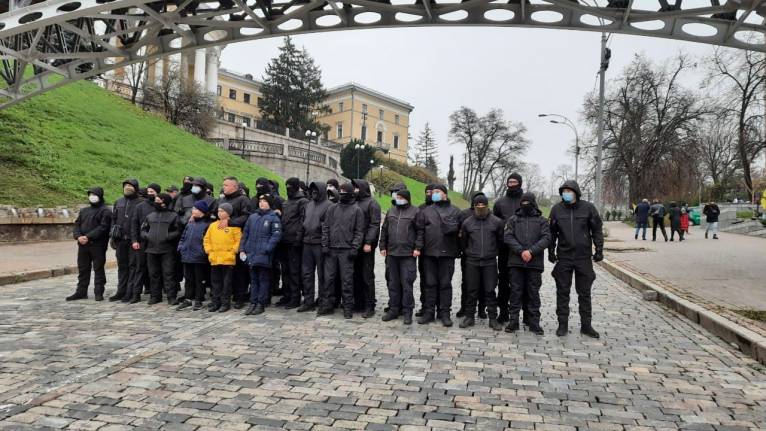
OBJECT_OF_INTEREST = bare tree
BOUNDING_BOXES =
[703,46,766,196]
[124,57,159,105]
[519,162,545,197]
[697,111,740,196]
[143,68,218,138]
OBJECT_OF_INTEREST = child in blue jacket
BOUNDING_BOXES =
[176,201,212,311]
[240,194,282,315]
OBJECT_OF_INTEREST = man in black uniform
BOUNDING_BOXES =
[280,177,308,308]
[417,184,461,327]
[415,184,435,317]
[320,182,365,318]
[548,180,603,339]
[109,179,142,302]
[457,191,488,319]
[67,187,113,301]
[129,183,160,302]
[141,193,181,305]
[298,182,332,312]
[217,176,252,308]
[492,173,526,324]
[351,179,382,318]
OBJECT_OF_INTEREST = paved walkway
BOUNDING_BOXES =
[0,241,116,276]
[603,222,766,313]
[1,258,765,430]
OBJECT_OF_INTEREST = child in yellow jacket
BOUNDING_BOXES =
[203,203,242,312]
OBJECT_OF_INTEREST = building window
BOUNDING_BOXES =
[229,89,236,100]
[395,114,400,125]
[362,104,368,114]
[376,130,383,144]
[336,122,343,139]
[339,101,344,112]
[243,117,251,128]
[393,134,399,149]
[227,112,236,123]
[361,125,367,141]
[216,85,222,96]
[379,109,384,120]
[243,93,251,104]
[257,97,263,106]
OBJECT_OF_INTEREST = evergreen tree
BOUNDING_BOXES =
[260,37,327,134]
[414,123,438,175]
[340,140,378,179]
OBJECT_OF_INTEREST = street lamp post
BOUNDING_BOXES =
[354,143,365,179]
[538,113,580,182]
[305,130,317,183]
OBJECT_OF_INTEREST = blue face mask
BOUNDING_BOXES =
[562,191,575,203]
[431,192,442,203]
[191,185,202,195]
[395,198,408,206]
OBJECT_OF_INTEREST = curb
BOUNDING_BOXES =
[599,258,766,366]
[0,261,118,287]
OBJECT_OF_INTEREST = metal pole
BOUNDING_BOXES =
[306,135,311,183]
[594,32,607,212]
[241,126,246,159]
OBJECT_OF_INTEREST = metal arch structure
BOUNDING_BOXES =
[1,0,766,108]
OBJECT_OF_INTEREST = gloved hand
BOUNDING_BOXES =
[593,250,604,262]
[548,251,557,264]
[239,252,247,262]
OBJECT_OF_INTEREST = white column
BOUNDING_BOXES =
[179,52,189,83]
[194,49,206,88]
[205,47,219,94]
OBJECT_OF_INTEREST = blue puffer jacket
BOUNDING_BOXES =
[178,218,211,264]
[240,209,282,267]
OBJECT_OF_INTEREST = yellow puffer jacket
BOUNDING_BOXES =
[203,222,242,266]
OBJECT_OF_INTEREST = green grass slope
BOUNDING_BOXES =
[374,176,469,212]
[0,81,281,207]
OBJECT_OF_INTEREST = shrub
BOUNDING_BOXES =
[377,155,440,185]
[366,168,404,198]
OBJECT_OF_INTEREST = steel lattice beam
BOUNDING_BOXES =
[0,0,764,108]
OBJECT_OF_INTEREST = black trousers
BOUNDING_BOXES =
[147,252,177,301]
[210,265,234,306]
[509,267,542,326]
[670,226,684,241]
[126,246,146,300]
[386,256,416,314]
[232,256,250,303]
[76,244,108,296]
[323,249,355,310]
[418,256,428,309]
[353,251,376,311]
[422,256,456,318]
[497,244,510,313]
[114,239,132,297]
[460,257,486,313]
[652,216,668,241]
[301,244,324,306]
[464,261,497,318]
[183,263,208,302]
[282,243,303,305]
[552,259,596,327]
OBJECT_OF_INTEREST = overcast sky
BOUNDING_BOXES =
[220,26,712,185]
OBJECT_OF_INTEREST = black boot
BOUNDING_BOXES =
[317,306,334,316]
[192,301,203,310]
[382,309,399,322]
[417,313,434,325]
[362,308,375,319]
[129,296,141,304]
[297,302,316,313]
[402,312,413,325]
[66,292,87,301]
[94,294,104,301]
[529,324,545,335]
[285,301,300,310]
[233,301,246,310]
[208,302,220,312]
[343,309,353,319]
[456,308,465,318]
[108,294,123,302]
[218,303,231,313]
[488,318,502,331]
[253,304,265,315]
[497,309,509,324]
[244,304,257,315]
[176,299,192,310]
[459,316,475,328]
[504,321,520,333]
[705,231,708,239]
[478,308,488,319]
[440,315,453,327]
[713,235,718,239]
[581,325,600,339]
[147,297,161,305]
[168,297,180,306]
[415,308,424,317]
[556,322,568,337]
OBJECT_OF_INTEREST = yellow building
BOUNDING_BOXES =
[216,68,263,129]
[318,83,413,163]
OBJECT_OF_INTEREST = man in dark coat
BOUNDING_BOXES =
[634,199,650,240]
[351,179,382,318]
[668,201,684,242]
[458,193,503,329]
[504,192,550,335]
[380,189,423,325]
[279,177,309,308]
[417,184,461,327]
[128,183,161,302]
[415,184,435,317]
[67,187,113,301]
[703,201,721,239]
[492,173,527,324]
[320,182,365,318]
[216,176,252,308]
[548,180,603,339]
[298,182,332,312]
[650,199,668,242]
[457,191,488,320]
[141,193,182,305]
[109,179,142,302]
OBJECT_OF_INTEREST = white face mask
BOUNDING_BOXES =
[88,194,100,204]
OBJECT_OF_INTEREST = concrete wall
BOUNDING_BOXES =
[0,218,76,243]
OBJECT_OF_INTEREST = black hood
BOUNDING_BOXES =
[286,177,301,199]
[558,180,582,199]
[469,191,486,209]
[515,191,541,216]
[352,179,372,199]
[87,187,105,205]
[122,179,139,191]
[309,181,327,202]
[269,180,281,197]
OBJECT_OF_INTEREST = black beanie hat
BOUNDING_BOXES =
[396,189,411,202]
[147,183,162,195]
[258,194,275,209]
[158,193,173,208]
[433,184,448,195]
[473,194,489,206]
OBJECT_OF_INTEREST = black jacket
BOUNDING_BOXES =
[418,200,461,258]
[380,203,424,257]
[175,191,213,225]
[703,204,720,223]
[352,179,382,249]
[668,205,681,230]
[131,199,156,244]
[504,195,551,271]
[280,191,308,244]
[140,207,181,254]
[548,180,604,261]
[460,212,504,266]
[74,188,112,247]
[112,180,142,241]
[493,187,524,221]
[213,192,252,228]
[321,200,364,250]
[301,182,332,245]
[634,201,650,223]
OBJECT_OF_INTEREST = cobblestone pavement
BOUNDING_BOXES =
[1,257,765,431]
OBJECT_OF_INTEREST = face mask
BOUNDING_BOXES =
[191,185,202,195]
[562,192,575,203]
[147,192,157,200]
[88,195,100,204]
[475,206,489,218]
[521,203,534,214]
[431,192,442,203]
[182,183,192,194]
[340,193,354,204]
[153,201,164,209]
[395,198,408,206]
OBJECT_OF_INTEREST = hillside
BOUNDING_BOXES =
[0,80,281,207]
[373,176,469,212]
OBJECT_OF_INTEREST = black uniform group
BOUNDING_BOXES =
[70,173,604,337]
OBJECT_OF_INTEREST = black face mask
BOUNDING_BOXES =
[339,193,354,204]
[311,190,320,201]
[153,201,164,210]
[286,185,298,198]
[181,183,192,194]
[328,192,338,203]
[507,185,522,197]
[521,203,534,215]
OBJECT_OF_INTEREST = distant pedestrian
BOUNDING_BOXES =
[668,202,684,242]
[703,202,720,240]
[634,199,650,240]
[67,187,113,302]
[680,202,690,235]
[649,199,668,242]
